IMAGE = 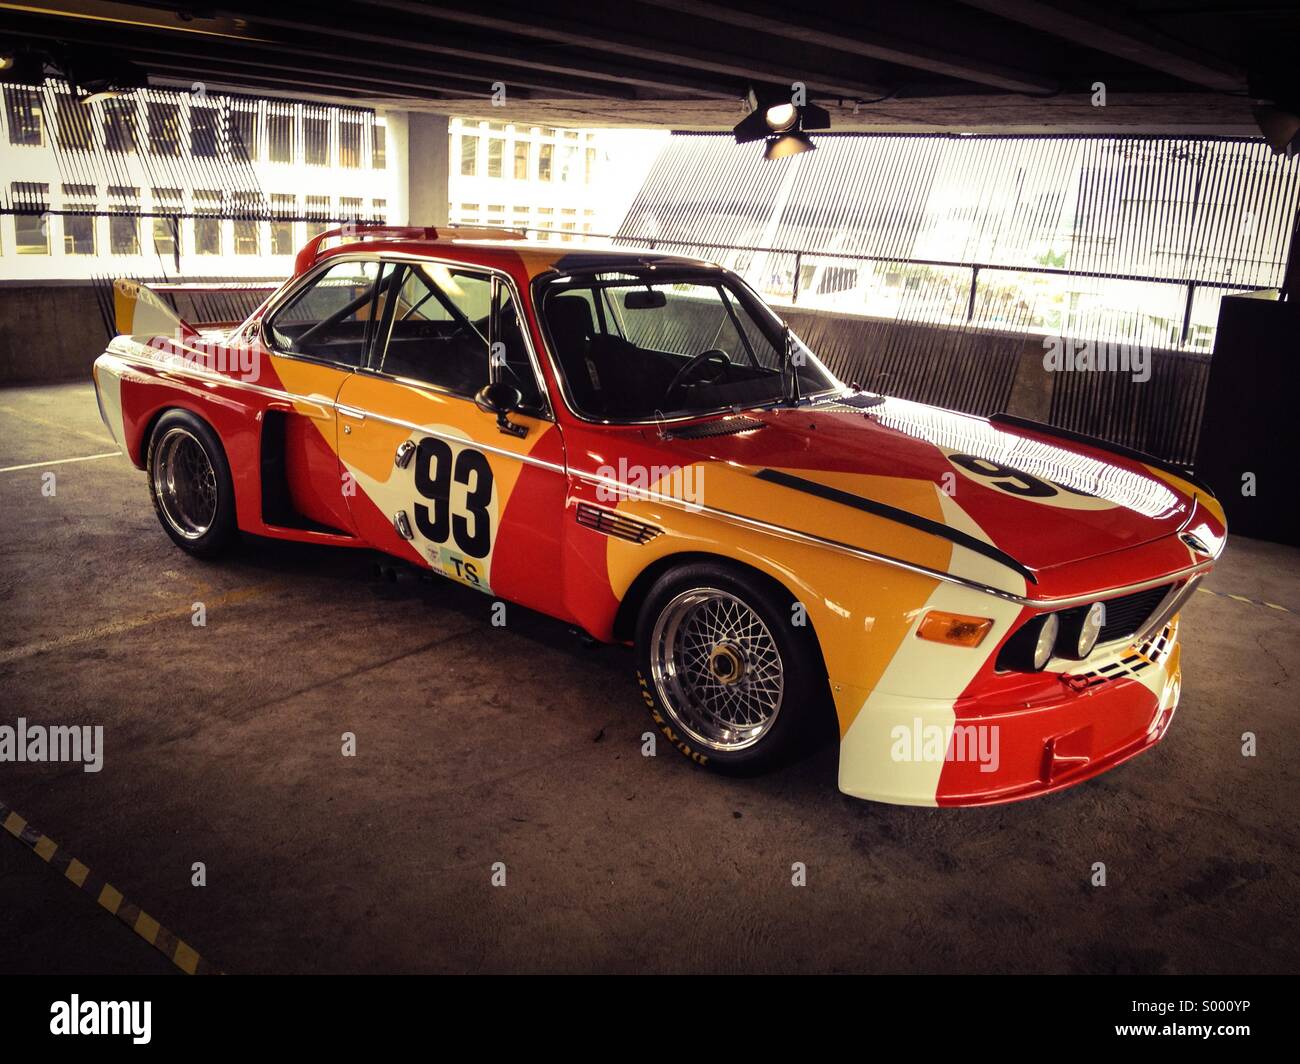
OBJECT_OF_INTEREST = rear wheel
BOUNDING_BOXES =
[147,410,237,558]
[635,561,831,774]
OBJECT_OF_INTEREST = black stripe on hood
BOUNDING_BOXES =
[755,468,1037,585]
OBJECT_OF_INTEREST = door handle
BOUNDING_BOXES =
[336,405,367,420]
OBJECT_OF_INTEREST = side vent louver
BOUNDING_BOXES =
[575,503,662,544]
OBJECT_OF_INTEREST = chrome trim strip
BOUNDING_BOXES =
[569,465,1217,608]
[105,340,1216,609]
[355,407,568,474]
[102,343,567,476]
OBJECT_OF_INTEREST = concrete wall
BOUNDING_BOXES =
[406,113,450,228]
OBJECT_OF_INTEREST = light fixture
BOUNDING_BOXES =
[917,610,994,648]
[733,86,830,161]
[997,612,1060,672]
[64,49,148,104]
[1254,105,1300,156]
[1056,602,1106,660]
[0,46,48,85]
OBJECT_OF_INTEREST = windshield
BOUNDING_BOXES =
[537,269,841,421]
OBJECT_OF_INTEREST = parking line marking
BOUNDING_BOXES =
[1196,586,1295,615]
[0,583,272,666]
[0,452,121,474]
[0,797,218,975]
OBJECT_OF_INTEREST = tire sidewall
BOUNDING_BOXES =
[146,409,237,557]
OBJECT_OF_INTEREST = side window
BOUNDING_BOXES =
[378,265,491,397]
[266,259,382,367]
[378,265,542,411]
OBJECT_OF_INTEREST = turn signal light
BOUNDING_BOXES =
[917,611,994,647]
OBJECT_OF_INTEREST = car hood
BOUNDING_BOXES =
[657,396,1205,581]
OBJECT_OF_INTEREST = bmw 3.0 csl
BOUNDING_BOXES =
[93,225,1226,805]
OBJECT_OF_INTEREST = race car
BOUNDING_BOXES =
[92,225,1226,806]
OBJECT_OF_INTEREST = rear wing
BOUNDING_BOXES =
[112,279,282,338]
[292,224,526,276]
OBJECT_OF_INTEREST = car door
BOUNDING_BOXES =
[334,258,569,616]
[259,256,392,535]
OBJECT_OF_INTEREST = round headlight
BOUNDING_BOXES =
[1077,601,1105,657]
[1033,612,1060,670]
[1056,601,1106,660]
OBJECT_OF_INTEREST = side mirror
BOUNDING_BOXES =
[474,381,527,438]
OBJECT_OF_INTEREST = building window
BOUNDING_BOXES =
[195,190,223,255]
[304,195,330,239]
[152,187,182,259]
[304,112,329,165]
[231,192,262,255]
[103,99,137,153]
[108,186,141,255]
[55,94,94,152]
[585,146,596,183]
[4,87,44,146]
[371,198,387,223]
[62,184,97,255]
[231,106,258,161]
[487,137,504,178]
[12,182,50,253]
[460,135,477,176]
[513,141,529,180]
[538,143,553,181]
[268,111,294,163]
[340,120,362,168]
[271,194,297,255]
[191,107,219,157]
[372,123,386,168]
[339,196,363,223]
[234,220,259,255]
[148,101,182,156]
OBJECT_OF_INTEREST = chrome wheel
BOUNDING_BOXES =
[152,427,218,540]
[649,587,784,752]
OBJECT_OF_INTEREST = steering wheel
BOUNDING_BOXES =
[666,349,732,402]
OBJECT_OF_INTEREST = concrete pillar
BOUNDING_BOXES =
[406,112,450,228]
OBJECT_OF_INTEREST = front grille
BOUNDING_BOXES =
[1058,584,1172,645]
[575,502,661,544]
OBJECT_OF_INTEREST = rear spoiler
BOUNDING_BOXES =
[292,223,526,276]
[112,279,281,338]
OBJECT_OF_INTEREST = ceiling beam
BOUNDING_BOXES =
[360,0,893,99]
[637,0,1056,94]
[955,0,1246,91]
[0,12,625,99]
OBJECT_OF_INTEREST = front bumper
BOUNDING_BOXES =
[838,621,1183,806]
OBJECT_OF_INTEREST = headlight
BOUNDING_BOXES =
[1033,612,1059,670]
[996,612,1060,672]
[1056,601,1106,660]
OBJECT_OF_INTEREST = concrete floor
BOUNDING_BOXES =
[1,381,1297,975]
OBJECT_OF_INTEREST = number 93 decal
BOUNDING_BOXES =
[413,436,497,590]
[943,451,1117,511]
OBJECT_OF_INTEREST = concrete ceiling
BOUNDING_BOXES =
[3,0,1298,134]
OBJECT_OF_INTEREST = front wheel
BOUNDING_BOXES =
[635,562,832,774]
[147,409,237,558]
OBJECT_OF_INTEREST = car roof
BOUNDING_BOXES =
[300,226,720,278]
